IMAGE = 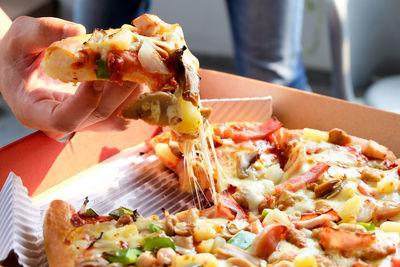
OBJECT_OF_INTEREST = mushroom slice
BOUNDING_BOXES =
[314,179,344,199]
[122,91,182,126]
[236,151,260,178]
[174,47,200,106]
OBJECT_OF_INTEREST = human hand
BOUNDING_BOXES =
[0,16,143,140]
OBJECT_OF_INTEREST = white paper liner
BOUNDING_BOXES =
[0,173,44,267]
[0,97,272,266]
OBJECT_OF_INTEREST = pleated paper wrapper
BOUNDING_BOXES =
[0,97,272,267]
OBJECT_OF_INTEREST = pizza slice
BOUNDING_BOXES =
[42,13,221,203]
[42,14,203,134]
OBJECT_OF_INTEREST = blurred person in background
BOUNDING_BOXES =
[74,0,310,91]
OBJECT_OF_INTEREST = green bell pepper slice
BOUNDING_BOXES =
[144,234,176,251]
[84,208,98,217]
[228,230,256,250]
[149,223,161,233]
[261,208,271,217]
[358,222,375,231]
[96,58,110,79]
[109,207,134,218]
[103,248,143,264]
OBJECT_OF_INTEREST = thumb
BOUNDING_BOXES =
[9,16,86,54]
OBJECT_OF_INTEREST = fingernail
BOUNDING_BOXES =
[93,81,105,92]
[62,24,85,39]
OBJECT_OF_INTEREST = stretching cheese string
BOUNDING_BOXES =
[179,113,225,209]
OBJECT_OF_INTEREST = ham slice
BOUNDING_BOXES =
[319,227,375,251]
[212,117,282,142]
[251,224,288,259]
[275,163,330,194]
[295,209,340,229]
[200,191,247,220]
[357,180,377,197]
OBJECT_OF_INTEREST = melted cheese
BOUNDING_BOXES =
[68,221,143,260]
[233,180,275,212]
[178,117,221,205]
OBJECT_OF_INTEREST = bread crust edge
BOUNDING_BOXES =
[43,199,76,267]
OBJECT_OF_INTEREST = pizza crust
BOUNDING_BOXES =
[42,34,97,83]
[43,200,76,267]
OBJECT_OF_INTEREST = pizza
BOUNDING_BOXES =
[147,118,400,266]
[43,118,400,266]
[41,13,204,134]
[40,13,400,267]
[42,13,219,203]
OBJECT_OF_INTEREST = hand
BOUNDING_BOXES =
[0,16,143,140]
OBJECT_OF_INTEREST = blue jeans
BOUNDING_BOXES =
[226,0,309,91]
[73,0,309,91]
[73,0,150,31]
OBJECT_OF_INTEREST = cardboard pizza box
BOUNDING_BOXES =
[1,69,400,196]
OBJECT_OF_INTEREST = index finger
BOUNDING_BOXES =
[7,16,86,55]
[22,81,103,136]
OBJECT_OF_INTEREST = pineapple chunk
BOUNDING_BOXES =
[303,128,329,143]
[196,239,214,253]
[294,256,317,267]
[176,99,202,134]
[88,28,134,55]
[377,176,400,194]
[381,221,400,233]
[339,195,361,222]
[107,28,135,50]
[211,237,226,253]
[103,224,138,240]
[263,209,291,227]
[337,181,358,200]
[173,253,220,267]
[193,223,217,242]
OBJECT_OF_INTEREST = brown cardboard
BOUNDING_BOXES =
[200,70,400,156]
[1,69,399,196]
